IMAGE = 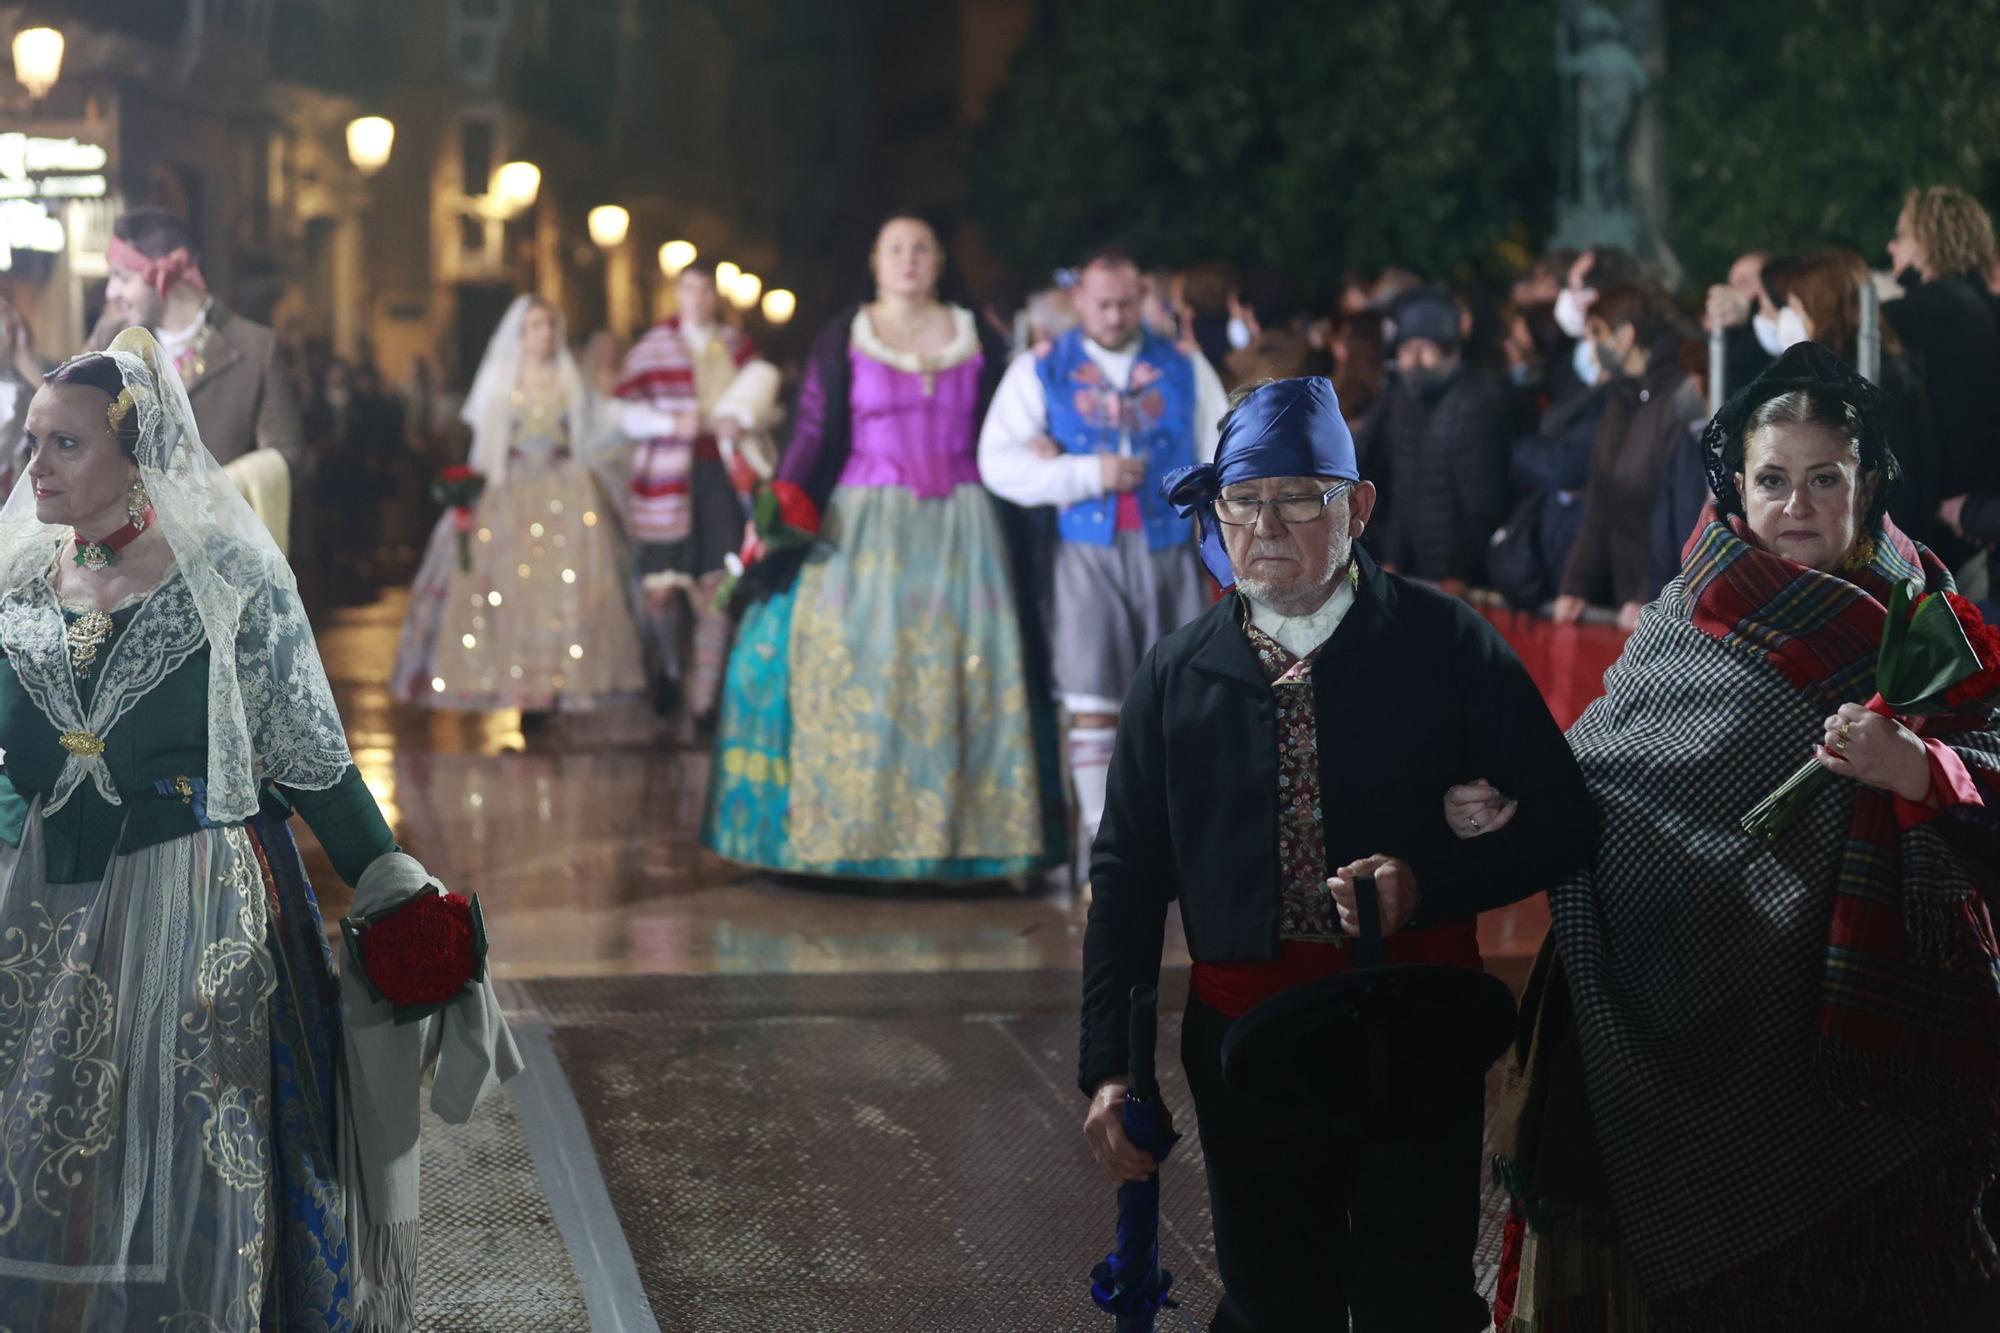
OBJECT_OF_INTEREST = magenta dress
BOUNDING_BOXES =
[704,307,1052,879]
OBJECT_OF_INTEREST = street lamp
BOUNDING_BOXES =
[658,239,697,278]
[714,260,741,292]
[761,288,797,326]
[587,204,630,249]
[11,26,61,100]
[491,161,541,216]
[345,116,395,175]
[728,271,762,309]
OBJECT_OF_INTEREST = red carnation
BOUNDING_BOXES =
[438,464,480,484]
[770,480,820,536]
[1941,592,2000,710]
[345,889,486,1020]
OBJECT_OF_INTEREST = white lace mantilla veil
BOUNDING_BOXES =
[0,326,352,822]
[461,292,594,490]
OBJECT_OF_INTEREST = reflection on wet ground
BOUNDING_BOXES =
[309,588,1625,988]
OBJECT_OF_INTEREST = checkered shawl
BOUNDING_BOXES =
[1546,515,2000,1329]
[615,318,755,544]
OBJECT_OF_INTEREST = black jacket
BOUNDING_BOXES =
[1078,548,1597,1093]
[1885,274,2000,501]
[1357,366,1513,582]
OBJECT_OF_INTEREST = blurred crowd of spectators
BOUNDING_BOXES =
[1004,184,2000,625]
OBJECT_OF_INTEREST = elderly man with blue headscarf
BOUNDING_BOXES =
[1077,376,1595,1332]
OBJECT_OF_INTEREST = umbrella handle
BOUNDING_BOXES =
[1354,874,1385,969]
[1129,984,1159,1099]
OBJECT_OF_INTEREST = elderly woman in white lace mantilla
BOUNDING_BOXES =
[0,328,516,1331]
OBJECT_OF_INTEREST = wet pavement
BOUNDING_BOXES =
[307,586,1627,1330]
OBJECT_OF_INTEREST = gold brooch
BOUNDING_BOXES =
[66,610,114,675]
[58,730,105,757]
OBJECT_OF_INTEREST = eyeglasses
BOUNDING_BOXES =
[1212,483,1353,526]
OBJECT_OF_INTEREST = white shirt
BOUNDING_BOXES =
[977,336,1228,509]
[1246,562,1358,659]
[154,300,211,365]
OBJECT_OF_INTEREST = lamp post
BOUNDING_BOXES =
[760,288,796,326]
[345,116,396,176]
[11,26,61,100]
[589,205,634,336]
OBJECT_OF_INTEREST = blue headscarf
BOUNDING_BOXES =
[1160,376,1358,587]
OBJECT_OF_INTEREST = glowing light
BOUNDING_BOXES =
[561,568,577,584]
[345,116,395,175]
[461,634,477,649]
[491,160,541,214]
[517,563,532,578]
[761,289,797,325]
[659,239,697,278]
[487,591,503,606]
[530,522,544,537]
[568,644,584,660]
[13,28,64,101]
[509,665,524,679]
[728,271,762,310]
[478,527,492,542]
[715,260,741,291]
[549,499,564,514]
[430,677,446,693]
[587,204,630,249]
[583,511,598,526]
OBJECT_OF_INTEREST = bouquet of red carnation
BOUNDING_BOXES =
[712,479,821,611]
[1743,586,2000,842]
[341,887,489,1024]
[431,465,487,573]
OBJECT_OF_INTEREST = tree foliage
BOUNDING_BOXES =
[969,0,1558,293]
[971,0,2000,292]
[1664,0,2000,279]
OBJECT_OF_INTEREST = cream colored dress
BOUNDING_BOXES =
[392,383,646,710]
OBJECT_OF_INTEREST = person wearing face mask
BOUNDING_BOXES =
[1469,344,2000,1333]
[978,246,1229,868]
[1552,283,1701,629]
[1883,187,2000,568]
[1354,286,1512,584]
[1223,271,1322,390]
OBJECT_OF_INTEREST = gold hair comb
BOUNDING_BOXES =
[106,387,135,434]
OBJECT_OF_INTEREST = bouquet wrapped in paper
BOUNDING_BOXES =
[1743,586,2000,842]
[431,465,487,573]
[341,886,490,1025]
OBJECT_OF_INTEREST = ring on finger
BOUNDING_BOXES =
[1836,719,1853,740]
[1830,735,1849,754]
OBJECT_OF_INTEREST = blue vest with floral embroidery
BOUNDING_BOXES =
[1036,329,1196,551]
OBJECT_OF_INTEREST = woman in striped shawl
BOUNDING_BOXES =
[1469,342,2000,1331]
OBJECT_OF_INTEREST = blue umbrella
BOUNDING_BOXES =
[1091,983,1189,1331]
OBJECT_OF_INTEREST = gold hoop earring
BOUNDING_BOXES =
[127,479,151,528]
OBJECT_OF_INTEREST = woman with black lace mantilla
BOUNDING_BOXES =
[0,329,516,1330]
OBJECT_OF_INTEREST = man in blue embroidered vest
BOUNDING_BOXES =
[979,249,1228,860]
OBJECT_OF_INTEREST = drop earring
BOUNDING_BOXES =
[127,479,152,529]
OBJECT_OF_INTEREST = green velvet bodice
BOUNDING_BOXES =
[0,598,393,884]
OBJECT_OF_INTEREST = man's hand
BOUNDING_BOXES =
[1098,453,1147,493]
[1552,594,1587,625]
[1704,283,1751,332]
[1028,434,1063,459]
[1444,780,1516,839]
[1617,600,1645,632]
[1329,856,1420,939]
[1084,1078,1168,1183]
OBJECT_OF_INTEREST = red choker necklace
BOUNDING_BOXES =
[73,508,154,571]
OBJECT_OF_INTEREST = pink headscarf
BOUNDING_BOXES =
[106,235,208,296]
